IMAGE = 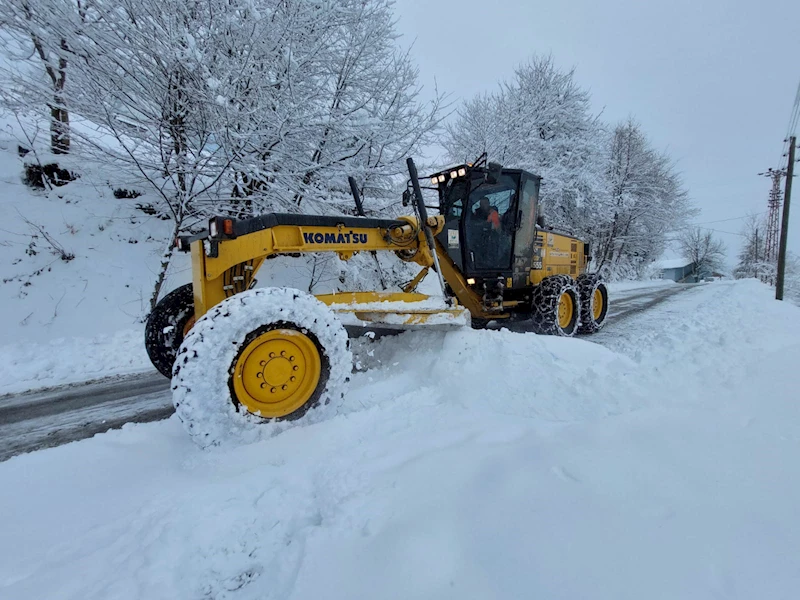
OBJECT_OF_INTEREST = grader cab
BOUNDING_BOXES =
[145,157,608,447]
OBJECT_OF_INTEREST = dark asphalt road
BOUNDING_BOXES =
[0,283,697,462]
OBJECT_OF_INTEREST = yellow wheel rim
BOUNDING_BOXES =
[557,292,574,329]
[592,288,603,321]
[232,329,322,418]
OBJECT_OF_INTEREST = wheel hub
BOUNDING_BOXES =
[592,288,603,320]
[233,329,321,418]
[558,292,574,329]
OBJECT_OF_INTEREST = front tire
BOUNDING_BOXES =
[530,275,581,336]
[171,288,351,448]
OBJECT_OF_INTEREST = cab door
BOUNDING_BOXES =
[434,178,469,272]
[512,174,541,286]
[463,172,519,276]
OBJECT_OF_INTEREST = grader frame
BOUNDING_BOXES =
[149,158,608,446]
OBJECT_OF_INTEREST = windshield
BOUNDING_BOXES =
[440,172,519,272]
[442,174,518,221]
[465,174,517,221]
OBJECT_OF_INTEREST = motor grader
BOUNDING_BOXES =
[145,157,608,446]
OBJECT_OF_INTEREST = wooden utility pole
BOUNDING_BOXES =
[776,136,796,300]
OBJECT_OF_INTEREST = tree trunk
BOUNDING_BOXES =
[30,36,71,154]
[149,217,182,312]
[50,100,70,154]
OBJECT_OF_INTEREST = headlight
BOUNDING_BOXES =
[450,170,458,179]
[430,177,438,186]
[458,168,466,177]
[437,174,445,183]
[209,219,218,237]
[467,278,476,285]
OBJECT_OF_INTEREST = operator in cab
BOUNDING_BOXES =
[473,197,501,230]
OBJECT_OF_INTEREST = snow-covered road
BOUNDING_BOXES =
[2,280,799,600]
[0,282,689,461]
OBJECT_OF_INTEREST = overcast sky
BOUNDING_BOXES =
[393,0,800,262]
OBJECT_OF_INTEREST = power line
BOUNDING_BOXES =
[778,79,800,169]
[664,225,748,240]
[699,227,747,237]
[688,211,767,226]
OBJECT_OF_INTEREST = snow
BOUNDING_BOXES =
[0,329,151,395]
[2,279,800,599]
[0,120,182,347]
[656,257,692,269]
[0,110,193,393]
[326,293,450,311]
[605,278,676,294]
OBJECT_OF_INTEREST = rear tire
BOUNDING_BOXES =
[171,288,352,448]
[144,284,195,378]
[576,273,609,334]
[530,275,581,336]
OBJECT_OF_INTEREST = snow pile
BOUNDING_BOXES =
[2,280,799,599]
[0,329,151,395]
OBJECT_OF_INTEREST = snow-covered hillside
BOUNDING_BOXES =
[1,279,798,599]
[0,112,413,394]
[0,118,178,337]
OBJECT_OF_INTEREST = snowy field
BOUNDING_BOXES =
[1,279,799,599]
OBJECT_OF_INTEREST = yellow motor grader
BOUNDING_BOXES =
[145,157,608,446]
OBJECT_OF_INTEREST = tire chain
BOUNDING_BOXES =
[576,273,607,334]
[530,274,581,336]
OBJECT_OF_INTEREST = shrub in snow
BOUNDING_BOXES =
[23,161,77,189]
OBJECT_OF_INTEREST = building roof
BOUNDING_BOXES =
[657,258,693,270]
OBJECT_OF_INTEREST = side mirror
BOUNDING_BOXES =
[486,161,503,184]
[536,214,545,228]
[402,189,411,207]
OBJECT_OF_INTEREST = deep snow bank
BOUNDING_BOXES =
[1,280,800,599]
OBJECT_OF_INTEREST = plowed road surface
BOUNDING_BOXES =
[0,283,697,461]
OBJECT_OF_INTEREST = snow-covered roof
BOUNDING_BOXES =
[657,258,692,270]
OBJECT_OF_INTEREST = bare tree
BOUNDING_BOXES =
[678,228,727,280]
[733,213,775,282]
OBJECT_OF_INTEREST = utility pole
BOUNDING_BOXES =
[776,136,796,300]
[758,167,786,285]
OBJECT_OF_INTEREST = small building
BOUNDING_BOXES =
[657,258,712,283]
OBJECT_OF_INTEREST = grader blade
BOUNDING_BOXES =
[315,291,471,332]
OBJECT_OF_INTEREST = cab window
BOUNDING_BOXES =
[443,179,468,219]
